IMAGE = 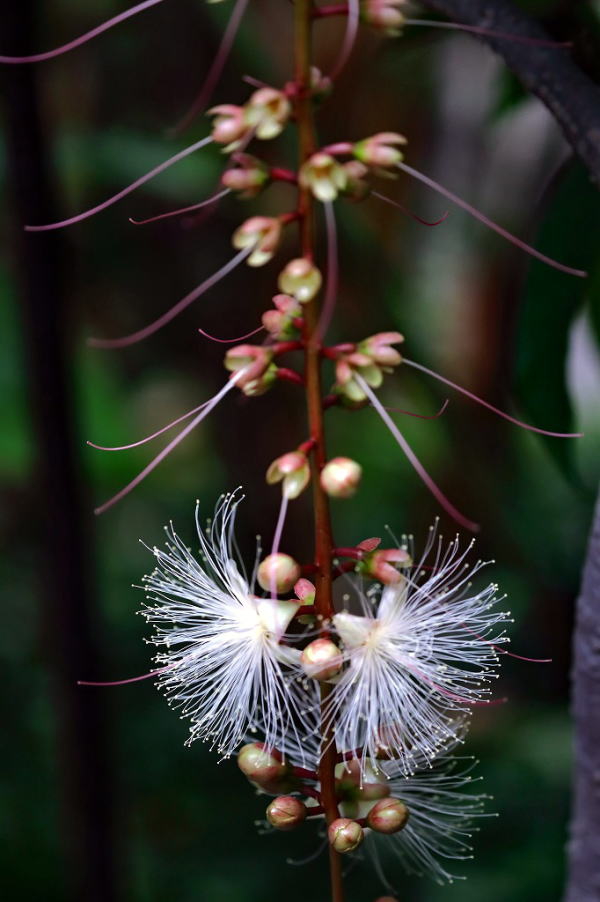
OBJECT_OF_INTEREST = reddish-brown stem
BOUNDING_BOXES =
[272,340,304,356]
[313,4,348,17]
[276,367,305,385]
[271,167,298,184]
[293,766,319,780]
[334,546,364,559]
[306,805,326,817]
[294,2,344,900]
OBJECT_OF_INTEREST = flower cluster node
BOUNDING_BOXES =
[366,797,410,834]
[267,451,310,500]
[354,132,408,169]
[300,638,343,680]
[334,332,404,401]
[362,0,407,35]
[222,153,270,198]
[232,216,283,267]
[299,152,348,202]
[224,344,276,396]
[257,553,301,594]
[266,795,307,830]
[245,87,291,140]
[328,818,364,853]
[336,759,391,803]
[360,547,412,584]
[262,294,303,340]
[285,66,332,102]
[209,87,290,151]
[294,578,316,604]
[237,742,296,794]
[278,257,322,303]
[341,160,371,201]
[320,457,362,499]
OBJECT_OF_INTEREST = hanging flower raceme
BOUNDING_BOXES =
[326,530,511,773]
[140,493,307,758]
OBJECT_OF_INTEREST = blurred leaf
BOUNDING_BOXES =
[514,160,600,475]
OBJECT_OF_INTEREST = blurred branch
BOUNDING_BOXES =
[565,490,600,902]
[1,2,118,901]
[419,0,600,187]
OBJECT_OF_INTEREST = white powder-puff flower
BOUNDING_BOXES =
[328,528,511,773]
[140,491,305,759]
[367,754,488,885]
[254,714,487,885]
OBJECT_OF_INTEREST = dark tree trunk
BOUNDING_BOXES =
[420,0,600,187]
[565,492,600,902]
[1,2,119,900]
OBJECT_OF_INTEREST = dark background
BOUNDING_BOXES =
[1,1,600,900]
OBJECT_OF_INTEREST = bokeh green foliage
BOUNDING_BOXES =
[1,1,599,900]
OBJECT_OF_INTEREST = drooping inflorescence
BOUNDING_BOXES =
[14,1,578,899]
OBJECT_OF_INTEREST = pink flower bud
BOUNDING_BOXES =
[299,152,348,202]
[360,331,404,367]
[222,153,269,198]
[361,548,412,584]
[245,87,291,140]
[237,742,290,791]
[328,818,364,854]
[353,132,408,168]
[261,294,302,339]
[366,797,410,834]
[334,351,383,403]
[362,0,407,35]
[224,344,276,396]
[300,638,343,680]
[294,578,316,604]
[341,160,370,201]
[232,216,282,267]
[266,796,307,831]
[336,759,390,801]
[266,451,310,500]
[208,104,249,148]
[320,457,362,499]
[278,258,322,304]
[257,554,301,594]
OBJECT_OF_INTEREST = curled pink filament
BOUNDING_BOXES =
[329,0,360,81]
[78,665,172,687]
[25,135,214,231]
[87,400,211,452]
[94,370,244,515]
[198,324,264,344]
[129,188,229,226]
[372,190,449,227]
[88,245,251,349]
[381,399,449,420]
[171,0,251,134]
[404,358,583,438]
[395,161,587,277]
[356,374,479,533]
[405,18,572,48]
[0,0,166,64]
